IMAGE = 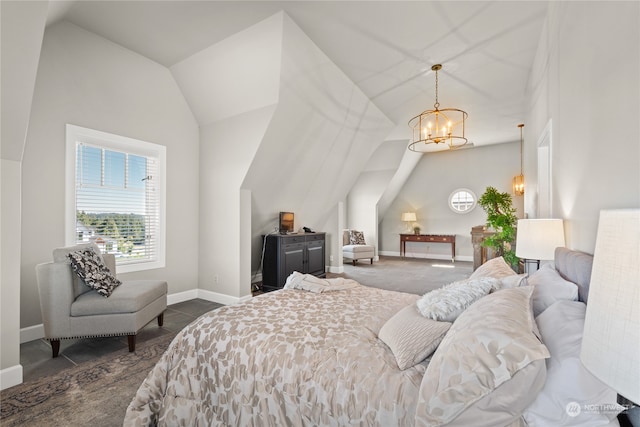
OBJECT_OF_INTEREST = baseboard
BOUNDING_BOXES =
[167,289,198,305]
[326,265,343,274]
[196,289,252,305]
[0,364,23,391]
[378,251,472,262]
[20,324,45,344]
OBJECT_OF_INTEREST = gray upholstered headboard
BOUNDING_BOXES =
[554,247,594,304]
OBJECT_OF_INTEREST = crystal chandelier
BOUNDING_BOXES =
[408,64,468,152]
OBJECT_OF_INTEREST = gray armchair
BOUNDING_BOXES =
[36,243,167,357]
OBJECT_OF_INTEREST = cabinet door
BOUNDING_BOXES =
[281,243,305,282]
[306,240,325,276]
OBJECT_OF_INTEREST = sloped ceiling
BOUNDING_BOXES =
[49,1,548,148]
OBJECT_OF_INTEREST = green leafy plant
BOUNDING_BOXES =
[478,186,519,267]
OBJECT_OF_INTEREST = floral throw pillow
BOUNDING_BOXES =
[68,249,121,297]
[349,230,366,245]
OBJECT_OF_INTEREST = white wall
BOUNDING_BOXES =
[525,1,640,253]
[379,142,524,260]
[0,0,48,389]
[20,21,200,328]
[199,105,276,298]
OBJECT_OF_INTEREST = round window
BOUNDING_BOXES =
[448,188,477,214]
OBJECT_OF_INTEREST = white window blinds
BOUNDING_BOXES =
[66,125,166,272]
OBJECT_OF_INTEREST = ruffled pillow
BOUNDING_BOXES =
[68,248,121,297]
[416,277,499,322]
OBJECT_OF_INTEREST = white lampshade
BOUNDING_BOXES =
[402,212,417,222]
[581,209,640,404]
[515,219,565,260]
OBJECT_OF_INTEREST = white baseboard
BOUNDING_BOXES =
[0,364,23,391]
[20,324,45,344]
[196,289,251,305]
[327,265,344,274]
[167,289,198,305]
[378,251,472,262]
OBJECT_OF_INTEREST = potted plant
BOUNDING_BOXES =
[413,226,421,235]
[478,186,519,268]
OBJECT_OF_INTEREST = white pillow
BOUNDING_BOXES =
[469,256,517,280]
[527,264,579,317]
[415,286,550,427]
[498,273,528,290]
[524,300,623,426]
[416,277,498,322]
[379,304,451,370]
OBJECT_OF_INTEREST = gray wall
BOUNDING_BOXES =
[20,21,200,328]
[379,142,524,260]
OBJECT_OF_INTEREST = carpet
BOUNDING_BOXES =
[0,333,175,427]
[329,255,473,295]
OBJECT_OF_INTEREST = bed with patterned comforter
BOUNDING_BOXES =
[125,249,624,427]
[125,284,424,425]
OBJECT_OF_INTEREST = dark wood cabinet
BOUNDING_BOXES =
[262,232,326,292]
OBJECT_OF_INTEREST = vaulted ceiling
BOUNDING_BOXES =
[47,1,548,147]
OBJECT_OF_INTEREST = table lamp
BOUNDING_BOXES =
[402,212,417,233]
[516,218,565,273]
[581,209,640,426]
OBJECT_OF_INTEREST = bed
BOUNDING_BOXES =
[124,248,622,426]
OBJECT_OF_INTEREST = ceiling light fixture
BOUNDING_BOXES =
[408,64,468,152]
[513,124,525,196]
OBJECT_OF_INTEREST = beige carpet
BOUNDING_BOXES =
[329,255,473,295]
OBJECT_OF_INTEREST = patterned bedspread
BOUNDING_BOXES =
[124,284,423,426]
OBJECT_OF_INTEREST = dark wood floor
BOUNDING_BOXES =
[20,298,222,382]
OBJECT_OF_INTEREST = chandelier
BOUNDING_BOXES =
[408,64,468,152]
[513,123,525,196]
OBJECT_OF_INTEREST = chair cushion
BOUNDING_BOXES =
[343,244,374,254]
[71,280,168,316]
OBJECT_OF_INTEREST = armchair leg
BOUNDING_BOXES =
[370,258,373,264]
[352,260,356,266]
[50,339,60,358]
[128,335,136,352]
[157,312,164,327]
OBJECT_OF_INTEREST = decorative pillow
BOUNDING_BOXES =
[415,286,550,427]
[469,256,517,280]
[416,277,498,322]
[68,249,121,297]
[495,273,528,291]
[527,264,578,317]
[379,304,451,370]
[524,300,623,426]
[53,242,104,298]
[348,230,366,245]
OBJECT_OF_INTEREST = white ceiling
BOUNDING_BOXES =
[48,1,548,147]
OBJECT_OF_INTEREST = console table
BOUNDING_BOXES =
[400,234,456,263]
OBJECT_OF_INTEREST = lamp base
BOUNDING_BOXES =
[618,395,640,427]
[521,258,540,275]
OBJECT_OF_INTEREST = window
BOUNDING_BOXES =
[66,125,166,273]
[448,188,477,214]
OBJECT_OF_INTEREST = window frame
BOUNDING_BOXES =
[65,124,166,273]
[448,188,477,214]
